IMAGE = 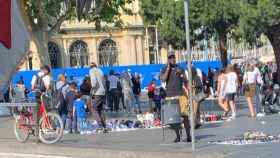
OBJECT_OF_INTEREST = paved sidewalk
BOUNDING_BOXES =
[0,98,280,158]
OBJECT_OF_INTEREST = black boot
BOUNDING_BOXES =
[173,128,181,143]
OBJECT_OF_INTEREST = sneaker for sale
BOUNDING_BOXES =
[257,113,265,117]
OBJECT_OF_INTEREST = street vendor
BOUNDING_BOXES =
[160,51,191,143]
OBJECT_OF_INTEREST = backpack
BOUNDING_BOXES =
[55,83,67,112]
[34,74,46,92]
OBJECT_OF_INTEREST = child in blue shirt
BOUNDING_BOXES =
[73,92,87,134]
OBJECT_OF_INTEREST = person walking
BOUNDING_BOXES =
[132,74,142,113]
[89,63,108,133]
[243,64,257,118]
[254,63,264,117]
[217,68,229,117]
[160,52,191,143]
[224,65,238,119]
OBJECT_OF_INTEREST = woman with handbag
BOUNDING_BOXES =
[192,68,205,129]
[243,64,257,118]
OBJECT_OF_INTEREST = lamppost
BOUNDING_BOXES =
[183,0,195,151]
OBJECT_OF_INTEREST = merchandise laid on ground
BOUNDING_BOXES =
[209,131,280,146]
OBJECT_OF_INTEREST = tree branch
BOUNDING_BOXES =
[48,14,68,34]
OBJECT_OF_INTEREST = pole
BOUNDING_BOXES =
[184,0,195,151]
[155,25,159,64]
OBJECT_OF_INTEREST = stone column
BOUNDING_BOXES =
[135,36,144,65]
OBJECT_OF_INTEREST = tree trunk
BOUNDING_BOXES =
[266,29,280,83]
[32,31,51,66]
[218,31,228,67]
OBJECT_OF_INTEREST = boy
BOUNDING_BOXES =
[73,92,88,135]
[65,82,78,134]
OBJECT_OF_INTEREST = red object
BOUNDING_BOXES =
[0,0,11,49]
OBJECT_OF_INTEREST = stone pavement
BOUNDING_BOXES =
[0,98,280,158]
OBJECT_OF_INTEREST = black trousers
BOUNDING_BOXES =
[109,89,120,111]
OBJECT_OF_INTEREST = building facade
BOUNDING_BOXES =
[22,0,157,70]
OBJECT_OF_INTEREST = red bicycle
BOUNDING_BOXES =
[14,95,63,144]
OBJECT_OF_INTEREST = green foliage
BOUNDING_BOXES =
[238,0,280,43]
[23,0,133,33]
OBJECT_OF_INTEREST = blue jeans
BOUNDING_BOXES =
[134,95,142,113]
[77,118,87,132]
[255,84,262,113]
[60,113,67,129]
[66,113,77,132]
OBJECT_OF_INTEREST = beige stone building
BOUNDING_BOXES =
[22,0,161,70]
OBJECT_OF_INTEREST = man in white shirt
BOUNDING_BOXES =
[89,63,107,132]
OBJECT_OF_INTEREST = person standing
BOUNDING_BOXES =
[108,70,121,112]
[73,92,88,134]
[217,68,229,117]
[65,82,78,134]
[121,71,134,113]
[243,64,257,118]
[80,76,92,114]
[147,79,156,112]
[132,74,142,113]
[55,74,69,127]
[224,65,238,119]
[160,52,191,143]
[89,63,108,132]
[31,65,51,141]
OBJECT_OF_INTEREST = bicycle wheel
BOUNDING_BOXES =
[14,116,30,143]
[39,112,63,144]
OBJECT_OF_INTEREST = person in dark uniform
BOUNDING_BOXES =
[160,51,192,143]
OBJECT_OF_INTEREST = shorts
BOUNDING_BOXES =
[244,84,256,98]
[226,93,236,101]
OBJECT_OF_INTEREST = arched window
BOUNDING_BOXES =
[98,39,118,66]
[69,40,88,67]
[48,41,60,68]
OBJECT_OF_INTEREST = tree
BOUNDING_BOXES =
[239,0,280,81]
[140,0,240,66]
[23,0,132,65]
[139,0,188,49]
[189,0,240,67]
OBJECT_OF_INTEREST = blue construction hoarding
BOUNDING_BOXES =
[12,61,222,89]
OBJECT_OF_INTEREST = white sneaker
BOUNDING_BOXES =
[80,131,86,135]
[86,131,92,135]
[257,113,265,117]
[230,113,236,119]
[63,130,70,134]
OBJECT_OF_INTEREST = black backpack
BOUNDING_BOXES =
[55,83,67,112]
[34,74,46,92]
